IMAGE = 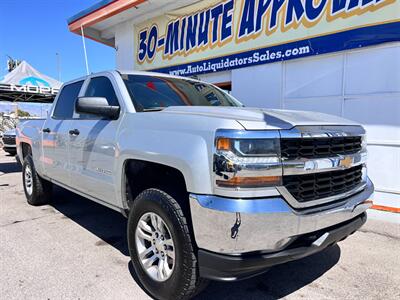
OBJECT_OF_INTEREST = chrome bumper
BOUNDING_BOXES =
[189,177,374,254]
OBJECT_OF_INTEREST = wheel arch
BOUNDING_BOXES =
[19,142,32,161]
[121,158,190,215]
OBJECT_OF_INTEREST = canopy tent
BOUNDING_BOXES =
[0,61,62,103]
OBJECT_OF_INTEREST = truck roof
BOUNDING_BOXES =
[61,70,198,87]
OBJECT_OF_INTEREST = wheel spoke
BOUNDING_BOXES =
[136,227,152,242]
[150,214,158,231]
[154,214,164,232]
[162,257,173,277]
[157,258,165,280]
[166,249,175,260]
[143,254,158,269]
[163,238,174,247]
[139,246,154,260]
[157,216,164,233]
[138,220,153,235]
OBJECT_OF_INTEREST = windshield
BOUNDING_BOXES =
[121,74,243,112]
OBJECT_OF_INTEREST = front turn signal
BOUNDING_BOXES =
[216,137,231,151]
[216,176,282,188]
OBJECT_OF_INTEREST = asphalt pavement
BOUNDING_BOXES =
[1,150,399,300]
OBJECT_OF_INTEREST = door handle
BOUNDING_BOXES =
[42,128,51,133]
[69,129,80,136]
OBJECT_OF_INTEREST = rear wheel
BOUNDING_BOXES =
[127,188,208,300]
[22,155,53,206]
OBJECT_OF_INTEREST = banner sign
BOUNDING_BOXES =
[135,0,400,76]
[0,83,59,95]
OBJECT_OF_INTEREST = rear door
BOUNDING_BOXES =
[67,75,122,205]
[42,80,84,185]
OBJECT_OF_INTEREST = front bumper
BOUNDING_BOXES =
[198,212,367,281]
[189,177,373,255]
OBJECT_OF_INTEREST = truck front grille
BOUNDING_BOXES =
[2,136,16,145]
[281,136,362,159]
[283,165,363,203]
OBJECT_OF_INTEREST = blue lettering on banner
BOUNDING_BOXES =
[153,22,400,76]
[136,0,399,74]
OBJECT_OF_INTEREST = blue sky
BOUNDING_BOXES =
[0,0,115,83]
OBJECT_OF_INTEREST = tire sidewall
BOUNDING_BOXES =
[128,190,193,300]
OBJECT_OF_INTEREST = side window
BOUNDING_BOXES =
[53,81,83,119]
[84,76,119,106]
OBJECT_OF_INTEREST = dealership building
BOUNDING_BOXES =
[68,0,400,216]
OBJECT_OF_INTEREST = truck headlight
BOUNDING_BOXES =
[214,132,282,188]
[218,138,279,157]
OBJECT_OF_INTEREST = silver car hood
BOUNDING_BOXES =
[161,106,359,130]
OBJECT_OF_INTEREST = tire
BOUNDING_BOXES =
[127,188,208,300]
[22,155,53,206]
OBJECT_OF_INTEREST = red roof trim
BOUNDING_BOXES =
[68,0,146,46]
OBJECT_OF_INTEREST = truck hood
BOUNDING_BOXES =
[161,106,359,130]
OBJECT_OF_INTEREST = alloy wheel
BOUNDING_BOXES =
[135,212,175,282]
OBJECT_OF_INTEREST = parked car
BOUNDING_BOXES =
[17,71,373,300]
[2,128,17,155]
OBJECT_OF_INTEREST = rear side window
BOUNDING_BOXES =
[53,81,83,119]
[84,76,119,106]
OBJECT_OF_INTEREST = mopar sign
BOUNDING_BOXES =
[6,84,59,95]
[135,0,400,75]
[0,75,59,95]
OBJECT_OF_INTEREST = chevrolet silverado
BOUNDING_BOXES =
[16,71,374,300]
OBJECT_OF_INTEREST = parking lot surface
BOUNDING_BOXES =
[1,150,399,300]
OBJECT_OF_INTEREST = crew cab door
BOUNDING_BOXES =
[67,75,121,205]
[42,80,84,185]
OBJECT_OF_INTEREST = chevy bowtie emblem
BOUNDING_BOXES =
[340,157,353,168]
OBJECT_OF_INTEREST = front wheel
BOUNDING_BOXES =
[127,188,207,300]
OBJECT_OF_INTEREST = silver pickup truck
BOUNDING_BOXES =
[17,71,373,300]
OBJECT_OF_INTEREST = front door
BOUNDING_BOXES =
[68,75,121,205]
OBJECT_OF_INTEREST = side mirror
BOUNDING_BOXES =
[76,97,120,119]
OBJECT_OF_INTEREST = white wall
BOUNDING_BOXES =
[115,20,136,70]
[231,63,282,108]
[202,43,400,210]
